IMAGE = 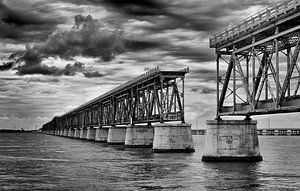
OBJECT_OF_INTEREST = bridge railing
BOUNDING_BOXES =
[210,0,300,48]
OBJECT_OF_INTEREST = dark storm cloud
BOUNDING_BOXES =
[1,48,106,77]
[0,1,64,43]
[125,40,163,51]
[83,71,105,78]
[1,15,125,76]
[40,15,125,62]
[0,61,13,71]
[101,0,164,16]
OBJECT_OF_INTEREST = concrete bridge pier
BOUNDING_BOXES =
[59,129,63,136]
[202,119,263,162]
[79,127,87,139]
[153,123,195,153]
[63,129,68,137]
[68,128,74,138]
[74,128,80,139]
[86,126,96,140]
[95,127,108,142]
[55,129,59,136]
[125,124,154,148]
[107,126,126,144]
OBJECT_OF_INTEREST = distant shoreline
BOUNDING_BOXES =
[0,129,36,133]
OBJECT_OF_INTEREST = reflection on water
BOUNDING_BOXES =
[0,133,299,190]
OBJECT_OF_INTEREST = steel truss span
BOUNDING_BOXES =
[211,0,300,116]
[42,67,189,131]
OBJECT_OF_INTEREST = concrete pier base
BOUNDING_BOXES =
[63,129,68,137]
[153,123,195,153]
[86,127,96,141]
[74,128,80,139]
[107,126,126,144]
[95,128,108,142]
[202,119,263,162]
[68,128,74,138]
[55,129,59,136]
[79,127,87,139]
[59,129,63,136]
[125,124,154,148]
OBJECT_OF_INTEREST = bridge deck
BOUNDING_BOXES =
[210,0,300,50]
[42,67,189,131]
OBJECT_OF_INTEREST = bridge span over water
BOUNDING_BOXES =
[41,67,194,152]
[42,0,300,162]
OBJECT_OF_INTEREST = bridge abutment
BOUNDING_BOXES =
[86,127,96,140]
[95,127,108,142]
[68,128,74,138]
[202,119,262,162]
[79,127,87,139]
[152,123,195,153]
[74,128,80,138]
[107,126,126,144]
[125,124,154,148]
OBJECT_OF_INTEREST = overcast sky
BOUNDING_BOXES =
[1,0,298,130]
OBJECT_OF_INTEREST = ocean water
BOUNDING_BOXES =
[0,133,299,191]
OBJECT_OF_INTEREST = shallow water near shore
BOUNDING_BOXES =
[0,133,299,190]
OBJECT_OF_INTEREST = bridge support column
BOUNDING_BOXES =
[95,127,108,142]
[86,127,96,141]
[202,119,263,162]
[63,129,68,137]
[55,129,59,136]
[68,128,74,138]
[107,126,126,144]
[153,123,195,153]
[79,127,87,139]
[59,129,63,136]
[74,128,80,139]
[125,124,154,148]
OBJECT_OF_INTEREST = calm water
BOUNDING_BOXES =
[0,133,299,191]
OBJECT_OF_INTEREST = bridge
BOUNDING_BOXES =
[41,67,194,152]
[202,0,300,162]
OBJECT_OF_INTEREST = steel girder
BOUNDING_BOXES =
[41,68,188,132]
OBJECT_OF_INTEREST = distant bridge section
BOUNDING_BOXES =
[211,0,300,116]
[42,67,189,132]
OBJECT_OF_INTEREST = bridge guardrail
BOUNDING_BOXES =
[210,0,300,48]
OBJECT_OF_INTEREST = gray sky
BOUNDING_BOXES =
[1,0,298,130]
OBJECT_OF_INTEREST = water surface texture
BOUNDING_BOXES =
[0,133,299,190]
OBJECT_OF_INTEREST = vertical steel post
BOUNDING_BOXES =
[287,47,291,97]
[233,54,236,111]
[233,44,237,111]
[275,27,280,106]
[182,77,185,123]
[265,54,268,100]
[252,37,256,99]
[216,53,220,117]
[160,77,164,123]
[246,55,249,103]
